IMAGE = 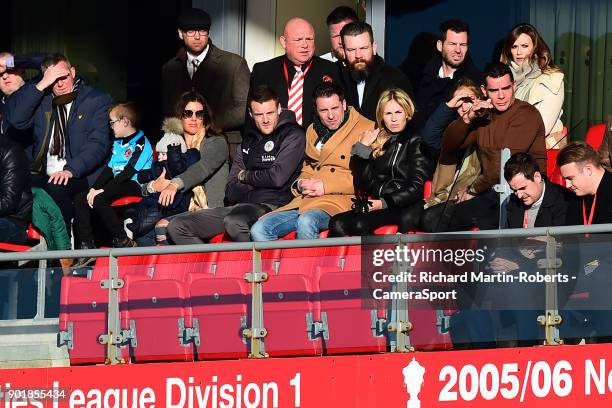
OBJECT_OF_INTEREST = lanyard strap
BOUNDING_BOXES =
[523,210,529,229]
[283,60,312,87]
[582,194,597,225]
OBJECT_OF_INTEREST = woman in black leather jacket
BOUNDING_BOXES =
[329,89,431,236]
[0,135,32,244]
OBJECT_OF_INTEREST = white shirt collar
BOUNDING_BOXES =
[532,182,546,209]
[187,45,209,65]
[438,65,455,79]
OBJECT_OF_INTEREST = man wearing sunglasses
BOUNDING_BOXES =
[162,7,250,159]
[167,85,305,243]
[7,53,112,236]
[0,52,46,160]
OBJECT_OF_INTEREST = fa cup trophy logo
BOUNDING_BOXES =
[402,357,425,408]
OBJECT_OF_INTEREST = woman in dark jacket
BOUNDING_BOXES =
[329,89,431,236]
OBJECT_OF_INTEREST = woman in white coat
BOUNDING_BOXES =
[501,23,565,149]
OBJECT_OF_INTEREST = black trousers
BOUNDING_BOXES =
[423,190,500,232]
[167,203,274,244]
[73,180,141,243]
[329,201,423,237]
[31,174,90,237]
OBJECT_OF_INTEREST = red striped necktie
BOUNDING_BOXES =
[287,66,308,125]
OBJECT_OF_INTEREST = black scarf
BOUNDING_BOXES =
[313,109,350,147]
[50,78,81,158]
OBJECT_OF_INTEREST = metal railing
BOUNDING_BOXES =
[2,223,612,364]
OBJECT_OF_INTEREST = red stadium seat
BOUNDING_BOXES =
[424,180,432,199]
[189,275,249,359]
[111,196,143,207]
[319,270,387,354]
[585,123,607,150]
[546,149,564,186]
[124,276,194,362]
[59,255,155,364]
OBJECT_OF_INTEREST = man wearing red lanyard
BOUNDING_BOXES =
[558,141,612,343]
[558,141,612,225]
[249,17,341,129]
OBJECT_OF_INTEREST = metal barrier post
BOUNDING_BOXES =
[494,147,512,228]
[387,238,414,352]
[537,233,563,345]
[98,253,126,364]
[244,246,268,358]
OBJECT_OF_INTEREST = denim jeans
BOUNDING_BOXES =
[250,209,331,241]
[0,218,26,245]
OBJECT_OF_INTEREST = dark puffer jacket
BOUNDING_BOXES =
[351,129,431,209]
[0,136,32,228]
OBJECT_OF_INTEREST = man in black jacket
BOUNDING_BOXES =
[249,17,341,128]
[167,85,305,243]
[338,22,413,121]
[451,153,574,347]
[0,52,45,160]
[162,8,250,156]
[411,19,482,133]
[0,135,32,245]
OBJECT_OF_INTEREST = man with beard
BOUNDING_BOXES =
[162,8,250,158]
[411,19,482,133]
[250,18,341,128]
[338,22,413,121]
[320,6,358,64]
[7,53,112,235]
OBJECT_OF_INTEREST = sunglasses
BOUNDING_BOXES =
[182,109,205,120]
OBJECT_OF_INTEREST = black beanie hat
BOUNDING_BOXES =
[178,8,212,31]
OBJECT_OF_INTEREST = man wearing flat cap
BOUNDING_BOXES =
[162,7,250,156]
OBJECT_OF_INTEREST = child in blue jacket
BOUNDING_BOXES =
[73,102,152,252]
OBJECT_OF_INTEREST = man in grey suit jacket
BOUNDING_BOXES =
[162,7,250,157]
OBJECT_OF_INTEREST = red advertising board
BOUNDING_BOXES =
[3,344,612,407]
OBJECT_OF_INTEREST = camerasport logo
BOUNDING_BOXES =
[403,357,426,408]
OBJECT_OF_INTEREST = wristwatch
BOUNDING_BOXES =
[238,170,246,183]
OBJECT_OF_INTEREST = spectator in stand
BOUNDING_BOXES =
[418,79,483,231]
[329,88,429,236]
[250,17,342,128]
[411,19,482,134]
[141,91,228,245]
[558,142,612,343]
[251,82,373,240]
[338,22,413,121]
[596,117,612,170]
[7,53,112,236]
[320,6,359,64]
[72,102,152,255]
[162,7,250,158]
[167,85,305,243]
[128,118,200,243]
[0,52,45,159]
[0,135,32,245]
[560,142,612,225]
[500,23,566,150]
[434,62,546,231]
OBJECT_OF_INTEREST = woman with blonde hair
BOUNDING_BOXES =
[500,23,565,149]
[328,88,431,236]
